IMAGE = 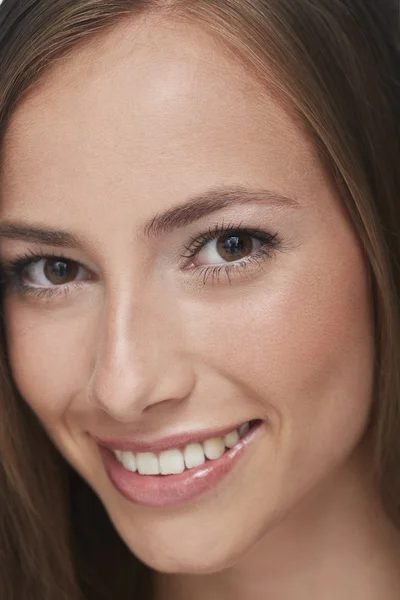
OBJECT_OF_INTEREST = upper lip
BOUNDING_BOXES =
[93,420,252,454]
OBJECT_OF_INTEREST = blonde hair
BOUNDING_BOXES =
[0,1,399,598]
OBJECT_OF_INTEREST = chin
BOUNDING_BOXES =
[138,547,241,575]
[115,520,257,575]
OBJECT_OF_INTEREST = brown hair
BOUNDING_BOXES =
[0,0,399,598]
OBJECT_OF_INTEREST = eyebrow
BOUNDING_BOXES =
[0,186,299,247]
[144,186,298,237]
[0,222,82,248]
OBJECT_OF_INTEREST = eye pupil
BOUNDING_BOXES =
[44,259,78,284]
[217,233,253,262]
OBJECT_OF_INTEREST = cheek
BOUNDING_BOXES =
[3,300,94,424]
[186,234,374,460]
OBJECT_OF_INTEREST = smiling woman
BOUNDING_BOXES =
[0,1,399,600]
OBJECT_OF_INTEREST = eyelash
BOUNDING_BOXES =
[1,249,87,301]
[0,223,280,300]
[181,222,279,286]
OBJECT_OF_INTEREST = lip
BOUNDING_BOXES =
[98,420,263,508]
[93,420,256,454]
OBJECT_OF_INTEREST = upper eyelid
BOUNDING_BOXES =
[1,255,91,294]
[1,254,91,287]
[182,225,278,255]
[1,223,279,284]
[4,251,91,273]
[2,247,276,299]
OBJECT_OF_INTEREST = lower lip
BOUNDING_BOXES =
[99,423,262,508]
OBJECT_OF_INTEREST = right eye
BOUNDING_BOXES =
[20,257,89,288]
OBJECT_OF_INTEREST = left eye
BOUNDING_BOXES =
[196,232,262,265]
[22,258,87,287]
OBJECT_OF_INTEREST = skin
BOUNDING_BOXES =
[1,14,400,600]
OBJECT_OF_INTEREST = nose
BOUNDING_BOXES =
[88,288,196,422]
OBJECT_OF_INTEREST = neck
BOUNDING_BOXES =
[154,444,400,600]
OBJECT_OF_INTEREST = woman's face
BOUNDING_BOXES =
[0,17,374,573]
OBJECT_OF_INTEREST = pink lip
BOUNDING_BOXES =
[93,420,254,454]
[98,421,262,508]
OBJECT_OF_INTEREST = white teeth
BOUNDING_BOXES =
[184,443,206,469]
[224,429,240,449]
[159,449,185,475]
[113,423,252,475]
[121,451,137,473]
[136,452,160,475]
[239,422,250,439]
[203,437,225,460]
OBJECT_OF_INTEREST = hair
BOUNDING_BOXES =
[0,0,399,598]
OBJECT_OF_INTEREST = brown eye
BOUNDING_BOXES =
[43,259,79,285]
[216,233,254,262]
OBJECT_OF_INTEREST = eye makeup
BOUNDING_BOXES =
[0,221,281,301]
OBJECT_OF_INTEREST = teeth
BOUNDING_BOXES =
[121,451,137,473]
[184,443,206,469]
[203,437,225,460]
[159,449,185,475]
[114,422,253,475]
[224,429,239,449]
[136,452,160,475]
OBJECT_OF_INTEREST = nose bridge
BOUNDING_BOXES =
[89,287,194,420]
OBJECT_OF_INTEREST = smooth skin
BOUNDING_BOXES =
[1,14,400,600]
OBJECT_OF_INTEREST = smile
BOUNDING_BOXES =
[114,420,256,475]
[98,419,262,508]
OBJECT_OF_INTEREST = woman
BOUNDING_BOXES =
[0,0,399,598]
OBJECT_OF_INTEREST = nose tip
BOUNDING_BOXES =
[87,304,196,421]
[89,353,195,422]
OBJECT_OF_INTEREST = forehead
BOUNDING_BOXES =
[0,14,325,225]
